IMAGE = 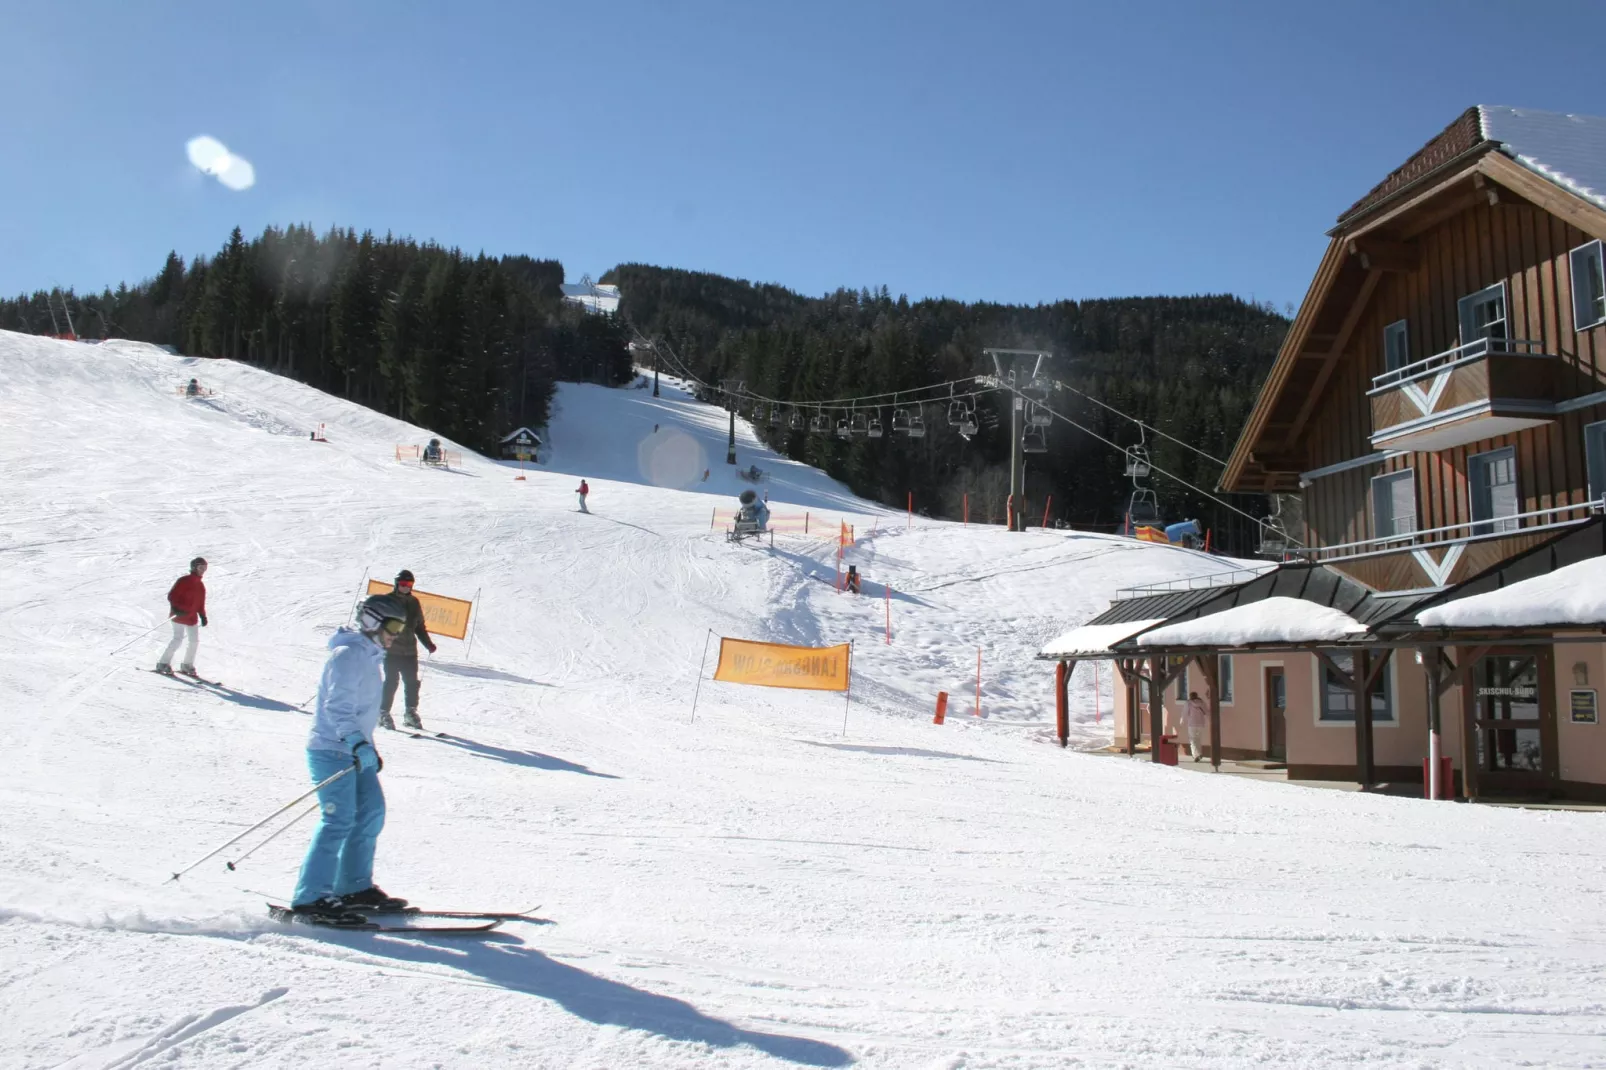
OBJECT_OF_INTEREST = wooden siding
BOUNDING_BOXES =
[1301,197,1606,568]
[1326,529,1561,590]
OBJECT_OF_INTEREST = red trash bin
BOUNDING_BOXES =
[1158,734,1179,766]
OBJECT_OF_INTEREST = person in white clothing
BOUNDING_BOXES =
[1183,691,1210,762]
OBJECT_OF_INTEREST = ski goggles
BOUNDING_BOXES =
[380,618,406,636]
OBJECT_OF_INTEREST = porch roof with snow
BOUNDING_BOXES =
[1409,516,1606,633]
[1038,619,1166,660]
[1135,597,1366,649]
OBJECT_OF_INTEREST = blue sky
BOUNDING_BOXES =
[5,1,1605,310]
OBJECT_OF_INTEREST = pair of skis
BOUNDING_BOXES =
[266,902,549,934]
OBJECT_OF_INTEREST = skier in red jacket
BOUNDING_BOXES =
[576,479,590,513]
[157,557,208,677]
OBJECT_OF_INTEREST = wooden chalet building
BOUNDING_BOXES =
[1042,106,1606,801]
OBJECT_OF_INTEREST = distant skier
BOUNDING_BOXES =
[1183,691,1209,762]
[422,438,443,465]
[378,570,437,732]
[288,592,409,924]
[156,557,208,677]
[185,378,200,397]
[576,479,590,513]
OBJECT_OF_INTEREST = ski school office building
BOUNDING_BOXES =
[1041,106,1606,802]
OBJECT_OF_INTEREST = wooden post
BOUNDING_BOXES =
[1055,659,1071,747]
[1094,660,1101,724]
[1148,656,1166,763]
[1195,654,1221,769]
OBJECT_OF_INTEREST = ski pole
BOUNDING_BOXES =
[225,799,320,872]
[109,616,173,657]
[166,766,352,883]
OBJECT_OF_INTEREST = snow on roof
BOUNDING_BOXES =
[1039,619,1165,659]
[1481,105,1606,212]
[1135,597,1366,648]
[1418,555,1606,629]
[500,426,541,443]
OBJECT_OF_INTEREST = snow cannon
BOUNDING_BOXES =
[739,489,757,506]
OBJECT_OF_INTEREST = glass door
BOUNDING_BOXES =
[1265,667,1287,762]
[1472,654,1555,793]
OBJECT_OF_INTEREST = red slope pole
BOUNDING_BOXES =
[1041,495,1052,530]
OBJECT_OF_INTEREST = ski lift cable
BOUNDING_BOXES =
[626,320,992,412]
[999,383,1296,539]
[1049,378,1227,467]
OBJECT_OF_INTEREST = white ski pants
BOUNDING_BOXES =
[1186,723,1208,759]
[576,493,589,513]
[160,622,199,668]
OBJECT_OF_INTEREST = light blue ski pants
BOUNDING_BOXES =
[291,749,385,907]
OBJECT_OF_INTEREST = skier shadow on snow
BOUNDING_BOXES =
[429,735,620,778]
[424,662,552,686]
[761,546,934,607]
[350,934,854,1067]
[588,514,662,537]
[799,741,1006,764]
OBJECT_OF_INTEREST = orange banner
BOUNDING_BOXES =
[839,521,854,548]
[713,638,851,692]
[366,579,473,640]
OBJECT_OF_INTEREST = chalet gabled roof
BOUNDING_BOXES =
[1223,105,1606,493]
[499,426,542,444]
[1339,105,1606,227]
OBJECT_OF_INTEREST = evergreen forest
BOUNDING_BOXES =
[1,230,1288,554]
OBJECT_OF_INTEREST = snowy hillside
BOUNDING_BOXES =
[4,330,1606,1068]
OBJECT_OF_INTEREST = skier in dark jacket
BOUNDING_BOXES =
[378,569,437,731]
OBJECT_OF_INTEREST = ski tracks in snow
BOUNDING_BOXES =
[52,986,288,1070]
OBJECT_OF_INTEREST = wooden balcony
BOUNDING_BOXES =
[1368,338,1562,452]
[1294,499,1602,590]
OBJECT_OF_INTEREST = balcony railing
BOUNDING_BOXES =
[1115,566,1276,600]
[1292,498,1603,565]
[1369,336,1551,393]
[1367,336,1564,451]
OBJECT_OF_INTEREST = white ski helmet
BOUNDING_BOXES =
[357,593,407,634]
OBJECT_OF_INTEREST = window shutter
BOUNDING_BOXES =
[1389,473,1415,534]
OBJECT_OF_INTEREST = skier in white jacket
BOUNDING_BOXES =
[288,593,410,924]
[1183,692,1210,762]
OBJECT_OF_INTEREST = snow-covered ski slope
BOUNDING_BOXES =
[3,330,1605,1068]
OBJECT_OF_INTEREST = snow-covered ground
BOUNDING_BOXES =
[3,330,1605,1068]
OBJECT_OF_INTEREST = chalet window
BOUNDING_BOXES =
[1458,283,1508,348]
[1384,320,1410,372]
[1218,655,1234,704]
[1469,446,1519,535]
[1586,421,1606,503]
[1319,653,1393,722]
[1573,240,1606,331]
[1175,662,1188,700]
[1371,469,1416,538]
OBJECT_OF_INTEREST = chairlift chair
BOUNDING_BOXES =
[957,404,978,438]
[1124,444,1152,480]
[1256,519,1292,559]
[1125,487,1162,531]
[867,414,884,438]
[906,410,926,438]
[789,408,807,431]
[767,405,780,427]
[891,408,911,433]
[835,412,852,439]
[849,410,869,436]
[1028,402,1052,428]
[809,411,831,433]
[946,399,967,427]
[1021,428,1047,453]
